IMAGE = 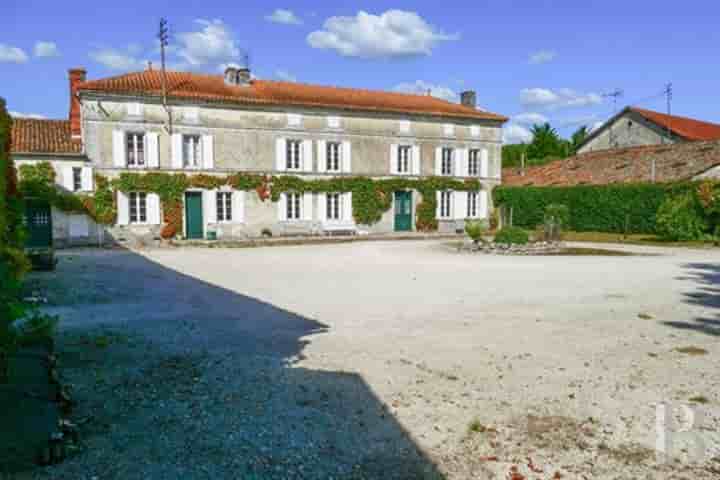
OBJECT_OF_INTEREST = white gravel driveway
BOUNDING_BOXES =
[30,241,720,479]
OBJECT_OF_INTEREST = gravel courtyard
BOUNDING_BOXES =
[27,240,720,479]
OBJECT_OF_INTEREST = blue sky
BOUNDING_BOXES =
[3,0,719,143]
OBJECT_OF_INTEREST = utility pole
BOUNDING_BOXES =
[663,83,673,144]
[602,89,624,148]
[158,18,172,134]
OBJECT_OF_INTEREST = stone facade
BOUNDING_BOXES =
[79,96,503,243]
[578,110,676,154]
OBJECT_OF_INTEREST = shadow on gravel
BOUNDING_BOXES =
[28,250,444,480]
[667,262,720,336]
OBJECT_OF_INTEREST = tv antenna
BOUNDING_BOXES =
[602,89,624,147]
[663,83,673,143]
[158,18,172,134]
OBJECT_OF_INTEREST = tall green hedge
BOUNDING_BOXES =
[493,183,694,234]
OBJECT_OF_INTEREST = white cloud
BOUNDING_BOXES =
[307,10,458,59]
[503,124,533,144]
[394,80,458,102]
[275,70,297,82]
[520,88,603,110]
[558,114,601,128]
[512,112,549,126]
[529,50,557,65]
[176,19,241,67]
[34,41,60,58]
[89,47,145,70]
[9,111,46,119]
[0,44,28,63]
[265,9,303,25]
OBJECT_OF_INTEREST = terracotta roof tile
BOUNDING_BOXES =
[630,107,720,141]
[10,118,82,155]
[78,70,508,122]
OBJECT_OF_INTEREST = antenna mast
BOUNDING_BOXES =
[602,89,624,148]
[663,83,673,143]
[158,18,172,134]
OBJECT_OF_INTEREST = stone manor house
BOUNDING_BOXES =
[10,66,507,246]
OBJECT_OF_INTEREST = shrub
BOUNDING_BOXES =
[494,226,529,245]
[656,193,708,241]
[493,183,686,234]
[464,219,489,243]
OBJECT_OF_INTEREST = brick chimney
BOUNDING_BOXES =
[460,90,476,109]
[236,67,251,86]
[68,68,86,139]
[224,65,238,85]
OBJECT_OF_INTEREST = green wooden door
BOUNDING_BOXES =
[24,200,53,248]
[185,192,204,239]
[394,191,412,232]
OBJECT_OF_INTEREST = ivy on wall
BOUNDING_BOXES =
[18,162,485,237]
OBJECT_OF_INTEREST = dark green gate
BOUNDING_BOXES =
[185,192,204,240]
[394,191,412,232]
[24,200,53,249]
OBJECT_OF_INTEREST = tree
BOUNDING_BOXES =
[526,123,565,164]
[570,126,590,155]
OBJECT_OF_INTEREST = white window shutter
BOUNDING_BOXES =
[342,141,352,173]
[434,147,442,175]
[390,144,398,174]
[81,167,93,191]
[480,190,489,219]
[204,190,216,224]
[233,190,245,223]
[454,149,464,177]
[317,140,327,173]
[302,140,313,172]
[117,191,129,225]
[171,133,183,169]
[317,192,327,222]
[435,191,442,219]
[481,149,489,178]
[276,138,286,171]
[494,146,502,179]
[343,192,353,223]
[202,135,214,169]
[278,193,287,221]
[62,165,74,191]
[147,193,161,225]
[411,145,421,175]
[146,132,159,168]
[454,191,468,219]
[302,192,313,220]
[112,130,126,167]
[455,148,468,177]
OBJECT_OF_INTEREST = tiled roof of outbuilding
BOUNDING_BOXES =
[10,118,82,154]
[629,107,720,141]
[77,70,508,122]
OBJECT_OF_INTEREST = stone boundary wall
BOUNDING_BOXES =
[503,140,720,186]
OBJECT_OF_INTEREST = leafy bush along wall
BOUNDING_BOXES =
[19,163,484,237]
[493,183,696,234]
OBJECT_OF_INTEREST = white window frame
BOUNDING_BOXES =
[468,149,480,176]
[439,191,452,219]
[326,142,341,172]
[397,145,412,174]
[182,134,203,168]
[441,148,454,176]
[126,132,145,167]
[286,139,303,171]
[326,192,341,221]
[129,192,148,224]
[216,191,233,223]
[467,191,480,218]
[286,192,302,220]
